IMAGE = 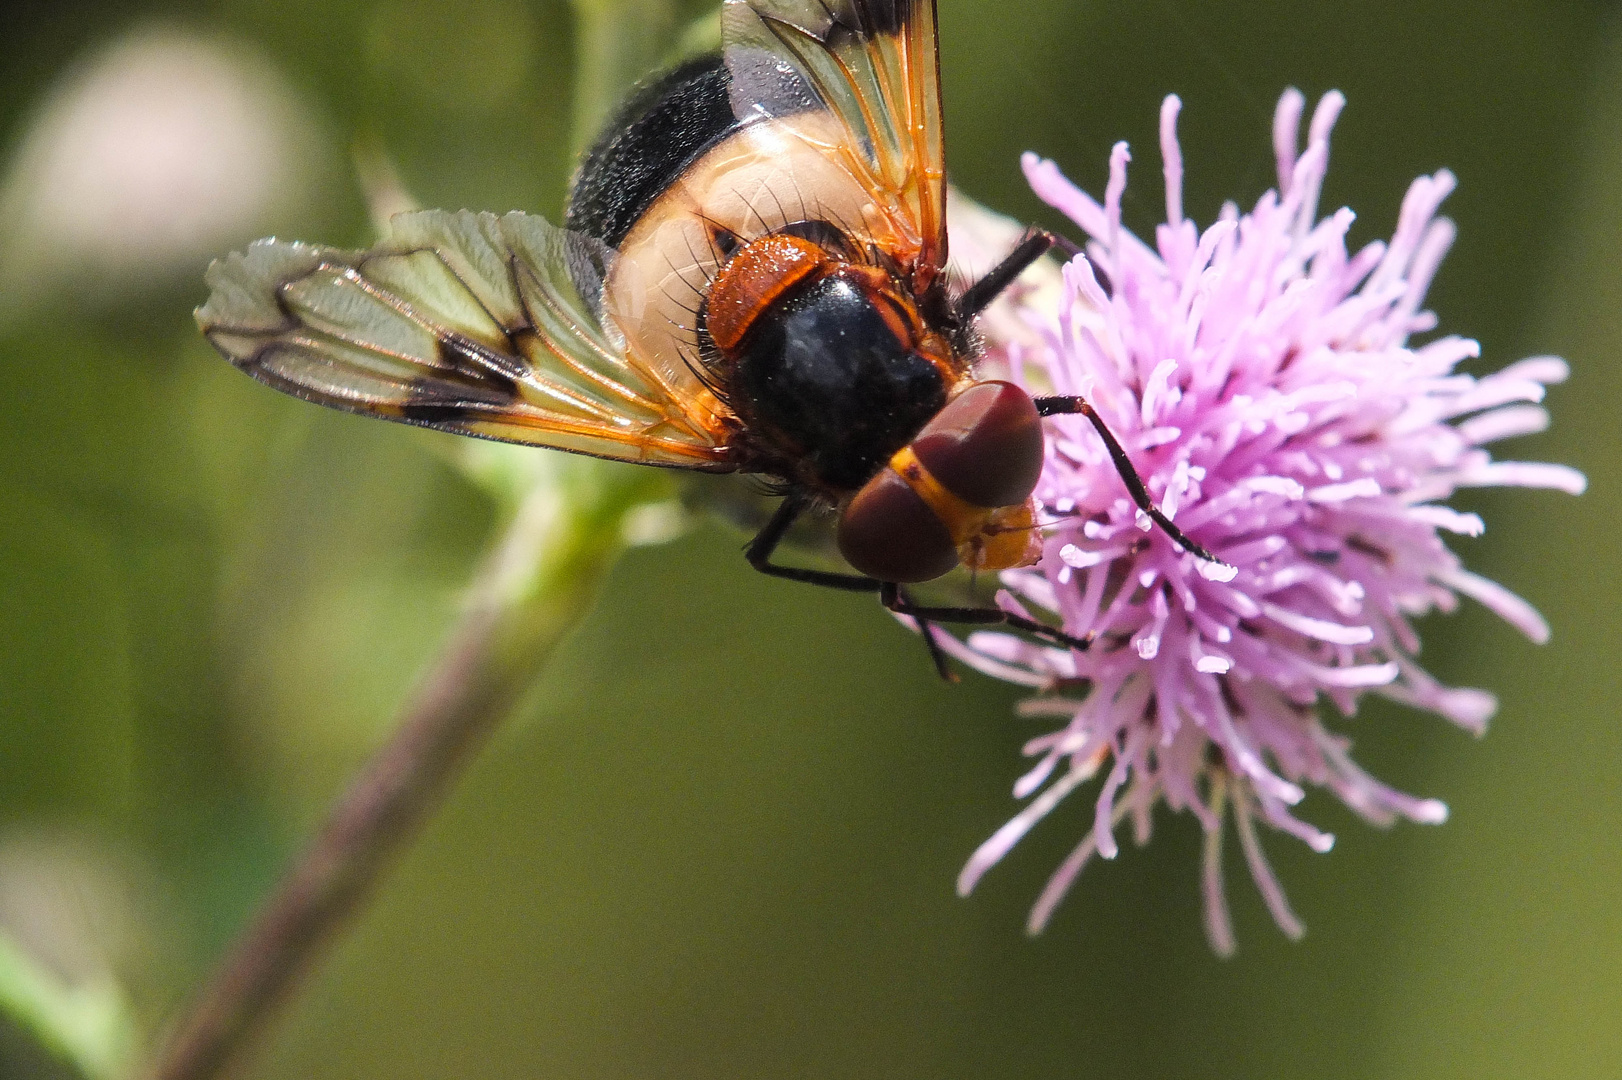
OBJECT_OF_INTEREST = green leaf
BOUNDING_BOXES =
[0,931,135,1080]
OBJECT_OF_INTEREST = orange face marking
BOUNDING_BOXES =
[887,445,1043,573]
[705,234,827,353]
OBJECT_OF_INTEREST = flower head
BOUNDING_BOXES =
[949,90,1585,953]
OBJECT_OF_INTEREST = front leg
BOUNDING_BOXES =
[1034,394,1234,575]
[745,491,879,593]
[955,228,1087,321]
[745,493,960,680]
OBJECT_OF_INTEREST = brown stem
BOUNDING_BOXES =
[145,471,654,1080]
[147,6,693,1072]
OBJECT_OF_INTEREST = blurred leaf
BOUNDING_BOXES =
[363,0,540,116]
[0,931,135,1080]
[0,483,136,824]
[670,6,721,64]
[568,0,682,150]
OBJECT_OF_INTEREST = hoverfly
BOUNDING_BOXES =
[197,0,1224,677]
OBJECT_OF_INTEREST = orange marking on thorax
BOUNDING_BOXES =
[706,234,826,353]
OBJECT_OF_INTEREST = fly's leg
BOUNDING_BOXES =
[745,493,959,680]
[1033,394,1233,572]
[881,583,1094,654]
[956,228,1087,321]
[915,619,957,683]
[745,491,878,592]
[746,495,1096,678]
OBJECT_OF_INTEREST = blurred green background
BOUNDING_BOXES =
[0,0,1618,1077]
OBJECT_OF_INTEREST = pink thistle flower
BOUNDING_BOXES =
[949,90,1586,954]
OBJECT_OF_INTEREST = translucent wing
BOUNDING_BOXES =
[197,210,737,470]
[723,0,947,287]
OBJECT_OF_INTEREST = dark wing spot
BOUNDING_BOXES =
[436,334,523,395]
[399,401,481,426]
[820,0,912,44]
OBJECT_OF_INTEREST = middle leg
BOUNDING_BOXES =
[881,582,1094,655]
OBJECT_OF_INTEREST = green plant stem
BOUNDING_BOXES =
[145,5,693,1073]
[144,463,661,1080]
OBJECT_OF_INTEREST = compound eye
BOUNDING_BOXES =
[837,468,960,583]
[911,380,1044,508]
